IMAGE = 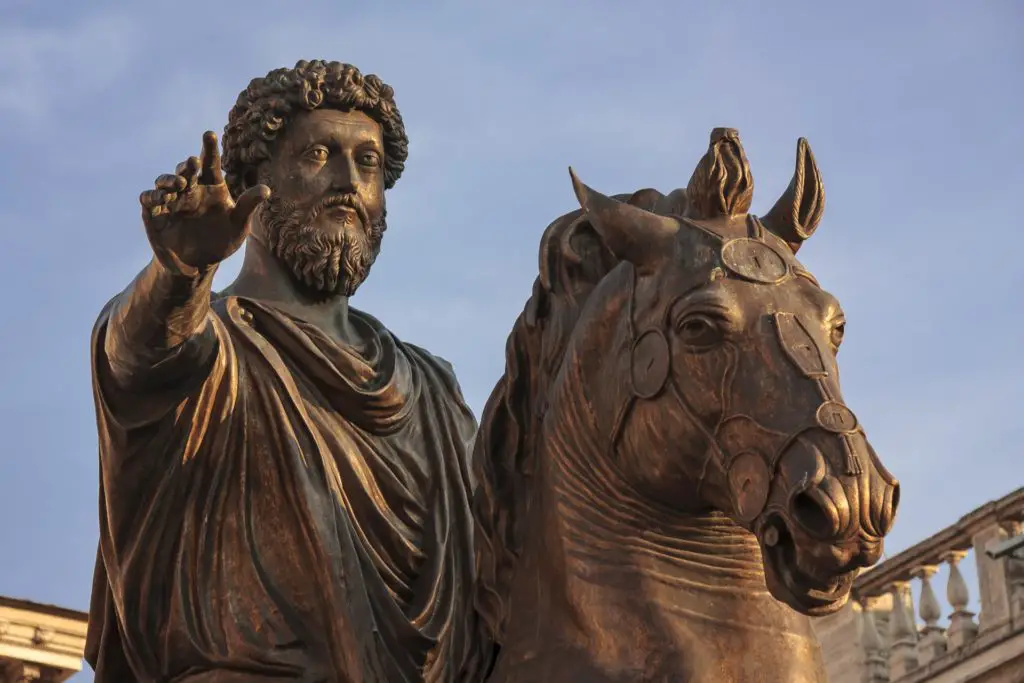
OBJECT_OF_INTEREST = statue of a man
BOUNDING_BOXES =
[85,60,486,683]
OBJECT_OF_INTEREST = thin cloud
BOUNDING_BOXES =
[0,13,143,122]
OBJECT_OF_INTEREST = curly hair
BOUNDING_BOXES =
[222,59,410,198]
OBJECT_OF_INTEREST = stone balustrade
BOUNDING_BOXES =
[814,487,1024,683]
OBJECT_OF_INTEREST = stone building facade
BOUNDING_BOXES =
[814,487,1024,683]
[0,597,87,682]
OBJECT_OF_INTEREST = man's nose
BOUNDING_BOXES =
[328,157,359,193]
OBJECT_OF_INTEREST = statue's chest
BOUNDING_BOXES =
[238,347,459,610]
[299,400,439,593]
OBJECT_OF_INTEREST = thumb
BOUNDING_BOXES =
[230,184,272,230]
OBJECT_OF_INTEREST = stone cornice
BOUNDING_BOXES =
[0,596,88,681]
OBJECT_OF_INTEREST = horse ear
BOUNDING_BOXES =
[760,138,825,254]
[568,168,679,275]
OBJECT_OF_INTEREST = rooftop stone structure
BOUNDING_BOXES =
[0,596,87,682]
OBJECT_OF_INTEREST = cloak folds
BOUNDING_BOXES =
[85,294,483,683]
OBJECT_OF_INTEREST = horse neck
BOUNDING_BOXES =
[546,357,775,613]
[498,349,821,679]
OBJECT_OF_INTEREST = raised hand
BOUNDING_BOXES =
[141,131,271,276]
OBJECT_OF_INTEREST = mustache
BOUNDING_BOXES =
[259,192,386,298]
[311,194,370,227]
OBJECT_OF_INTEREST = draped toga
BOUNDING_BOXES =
[84,288,483,683]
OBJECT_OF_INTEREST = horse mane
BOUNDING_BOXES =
[471,186,685,642]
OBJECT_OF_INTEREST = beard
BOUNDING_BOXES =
[258,192,387,299]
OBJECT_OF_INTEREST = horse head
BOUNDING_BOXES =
[564,128,899,617]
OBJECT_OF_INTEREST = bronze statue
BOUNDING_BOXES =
[87,54,898,682]
[472,129,900,682]
[85,60,490,683]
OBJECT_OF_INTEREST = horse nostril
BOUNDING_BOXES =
[791,490,839,540]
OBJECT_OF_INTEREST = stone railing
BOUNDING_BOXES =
[814,487,1024,683]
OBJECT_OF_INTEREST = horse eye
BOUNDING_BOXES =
[830,322,846,350]
[676,314,723,348]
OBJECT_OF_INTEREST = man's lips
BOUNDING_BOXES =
[324,205,359,223]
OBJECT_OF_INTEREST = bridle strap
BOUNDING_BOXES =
[606,214,863,499]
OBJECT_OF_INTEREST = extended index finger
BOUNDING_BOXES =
[199,131,224,185]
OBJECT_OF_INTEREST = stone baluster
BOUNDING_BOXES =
[888,581,919,678]
[913,565,946,664]
[861,600,889,683]
[944,550,978,649]
[972,521,1015,630]
[1000,520,1024,620]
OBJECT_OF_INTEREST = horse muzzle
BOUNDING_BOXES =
[755,430,899,615]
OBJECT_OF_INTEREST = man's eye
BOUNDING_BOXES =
[305,147,328,162]
[359,151,381,167]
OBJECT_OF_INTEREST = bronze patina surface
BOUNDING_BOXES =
[86,60,489,683]
[87,55,898,682]
[471,129,900,682]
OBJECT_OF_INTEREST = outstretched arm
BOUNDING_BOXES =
[101,257,217,389]
[101,131,269,390]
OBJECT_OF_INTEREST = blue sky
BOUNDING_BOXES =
[0,1,1021,679]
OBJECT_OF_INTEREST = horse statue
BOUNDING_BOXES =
[470,128,901,682]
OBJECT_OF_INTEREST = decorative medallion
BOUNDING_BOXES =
[728,452,771,523]
[630,329,671,399]
[816,401,859,434]
[721,238,789,284]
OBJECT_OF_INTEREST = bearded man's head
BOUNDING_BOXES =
[221,59,408,298]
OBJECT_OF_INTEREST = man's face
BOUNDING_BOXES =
[256,108,388,298]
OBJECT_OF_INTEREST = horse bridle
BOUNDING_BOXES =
[607,214,866,525]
